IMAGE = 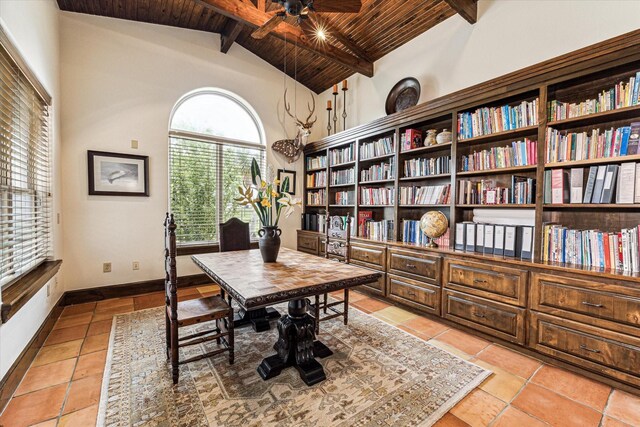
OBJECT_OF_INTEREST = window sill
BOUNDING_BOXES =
[1,260,62,324]
[176,241,259,256]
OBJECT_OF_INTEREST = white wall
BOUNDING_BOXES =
[0,0,62,379]
[60,12,310,291]
[319,0,640,134]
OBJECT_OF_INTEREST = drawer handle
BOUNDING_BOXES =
[581,301,604,308]
[579,344,601,354]
[473,279,488,284]
[473,312,486,318]
[407,291,416,297]
[406,263,417,269]
[362,254,369,259]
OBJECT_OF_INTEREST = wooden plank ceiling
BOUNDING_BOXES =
[56,0,475,93]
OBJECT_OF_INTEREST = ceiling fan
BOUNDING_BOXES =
[252,0,362,39]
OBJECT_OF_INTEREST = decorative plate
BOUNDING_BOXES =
[385,77,421,115]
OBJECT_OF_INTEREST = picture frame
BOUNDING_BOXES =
[277,169,296,195]
[88,150,149,196]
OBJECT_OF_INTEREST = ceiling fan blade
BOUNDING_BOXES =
[311,0,362,13]
[251,14,283,39]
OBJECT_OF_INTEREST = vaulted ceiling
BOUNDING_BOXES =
[56,0,477,93]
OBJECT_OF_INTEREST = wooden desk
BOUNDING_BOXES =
[192,248,381,385]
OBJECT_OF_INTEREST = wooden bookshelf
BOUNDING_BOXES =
[400,142,452,155]
[457,125,538,145]
[457,165,537,177]
[400,173,451,181]
[359,153,395,162]
[456,204,536,209]
[545,154,640,168]
[547,104,640,128]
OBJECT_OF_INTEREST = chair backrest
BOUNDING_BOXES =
[164,213,178,309]
[219,218,250,252]
[325,213,351,263]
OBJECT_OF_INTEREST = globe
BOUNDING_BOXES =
[419,211,449,248]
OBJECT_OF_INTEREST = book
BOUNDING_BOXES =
[583,166,598,203]
[544,170,552,204]
[358,211,373,236]
[465,222,476,252]
[493,225,505,256]
[627,122,640,155]
[476,224,485,253]
[521,226,534,260]
[504,225,518,257]
[600,164,619,203]
[616,162,636,204]
[551,169,569,204]
[455,223,466,251]
[635,163,640,203]
[591,165,607,203]
[484,225,495,254]
[570,168,583,203]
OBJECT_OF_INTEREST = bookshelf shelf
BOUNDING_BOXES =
[457,165,537,177]
[547,104,640,128]
[306,204,325,208]
[359,153,395,162]
[329,204,355,208]
[544,204,640,209]
[330,160,356,168]
[329,183,355,188]
[456,204,536,209]
[457,126,538,145]
[399,204,450,208]
[359,178,395,185]
[359,204,395,208]
[306,186,326,190]
[545,154,640,168]
[400,174,451,181]
[400,142,452,155]
[306,167,327,173]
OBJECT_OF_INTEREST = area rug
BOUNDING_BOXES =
[97,304,490,427]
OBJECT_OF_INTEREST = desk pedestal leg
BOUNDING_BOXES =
[257,299,332,386]
[234,307,281,332]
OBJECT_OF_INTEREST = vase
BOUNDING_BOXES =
[436,129,452,144]
[258,226,281,262]
[425,129,437,146]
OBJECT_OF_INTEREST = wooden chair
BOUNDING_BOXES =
[164,213,234,385]
[311,213,352,334]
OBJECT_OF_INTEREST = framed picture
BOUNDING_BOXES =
[88,150,149,196]
[277,169,296,195]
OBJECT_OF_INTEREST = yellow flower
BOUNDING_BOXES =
[274,178,281,185]
[260,198,271,208]
[260,180,267,188]
[271,190,278,198]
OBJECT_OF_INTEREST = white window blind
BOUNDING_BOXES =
[0,43,52,288]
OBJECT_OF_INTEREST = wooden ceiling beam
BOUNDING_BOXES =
[305,14,372,63]
[196,0,374,77]
[443,0,477,24]
[220,19,244,53]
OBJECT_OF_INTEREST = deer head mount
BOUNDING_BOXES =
[272,89,317,163]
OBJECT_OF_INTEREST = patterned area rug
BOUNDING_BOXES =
[98,304,490,427]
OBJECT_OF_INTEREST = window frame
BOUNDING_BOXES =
[168,88,267,254]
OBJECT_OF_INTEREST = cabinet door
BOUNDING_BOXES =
[350,243,386,270]
[297,234,319,255]
[388,249,441,283]
[387,274,440,315]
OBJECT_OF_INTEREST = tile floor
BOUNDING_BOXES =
[0,285,639,427]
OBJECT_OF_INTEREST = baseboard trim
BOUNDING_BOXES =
[61,274,211,306]
[0,294,64,414]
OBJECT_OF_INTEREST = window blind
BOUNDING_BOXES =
[0,44,52,288]
[169,137,265,245]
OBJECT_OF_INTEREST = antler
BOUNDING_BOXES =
[284,89,318,129]
[306,91,317,126]
[283,89,304,128]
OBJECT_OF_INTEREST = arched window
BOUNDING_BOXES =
[169,88,266,245]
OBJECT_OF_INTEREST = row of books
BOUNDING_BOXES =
[330,144,355,165]
[358,212,394,241]
[331,168,355,186]
[360,136,395,160]
[360,187,395,206]
[457,176,536,205]
[545,124,639,163]
[334,191,355,206]
[542,223,640,272]
[460,139,537,172]
[401,129,426,151]
[306,155,327,170]
[301,213,327,233]
[457,98,539,140]
[455,222,534,260]
[399,184,451,205]
[544,163,640,204]
[403,155,451,178]
[307,189,326,206]
[306,171,326,188]
[547,71,640,121]
[401,220,450,247]
[361,161,394,182]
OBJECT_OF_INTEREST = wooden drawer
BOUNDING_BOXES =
[445,258,528,306]
[531,273,640,336]
[360,272,386,296]
[388,249,440,283]
[350,243,386,269]
[443,289,526,344]
[529,312,640,387]
[387,274,440,315]
[297,234,319,255]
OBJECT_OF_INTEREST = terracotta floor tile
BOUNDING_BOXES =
[15,358,76,396]
[512,383,602,427]
[602,416,634,427]
[58,404,98,427]
[472,359,526,402]
[133,293,166,310]
[62,374,103,415]
[476,344,542,379]
[373,306,417,324]
[29,419,58,427]
[605,390,640,426]
[531,364,611,411]
[433,413,471,427]
[32,340,83,367]
[400,316,449,338]
[197,285,220,294]
[491,406,548,427]
[87,319,113,336]
[0,384,67,427]
[177,287,201,297]
[44,324,89,346]
[432,329,490,356]
[449,389,506,427]
[397,324,433,341]
[92,305,133,321]
[80,333,110,355]
[61,302,96,317]
[54,313,93,330]
[428,339,473,360]
[95,297,133,310]
[73,350,107,380]
[351,297,390,313]
[347,291,368,302]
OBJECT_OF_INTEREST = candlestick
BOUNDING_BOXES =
[333,91,338,133]
[342,82,348,131]
[332,84,338,95]
[342,79,348,90]
[326,103,332,135]
[327,100,331,109]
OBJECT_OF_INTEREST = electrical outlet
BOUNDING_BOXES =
[131,139,138,149]
[46,282,50,297]
[132,261,140,270]
[57,213,60,225]
[103,262,112,273]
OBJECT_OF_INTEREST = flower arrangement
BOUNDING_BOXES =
[235,158,301,227]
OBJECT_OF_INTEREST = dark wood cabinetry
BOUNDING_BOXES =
[388,274,440,315]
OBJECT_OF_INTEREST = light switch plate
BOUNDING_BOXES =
[131,139,138,149]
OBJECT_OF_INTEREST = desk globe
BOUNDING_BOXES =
[419,211,448,248]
